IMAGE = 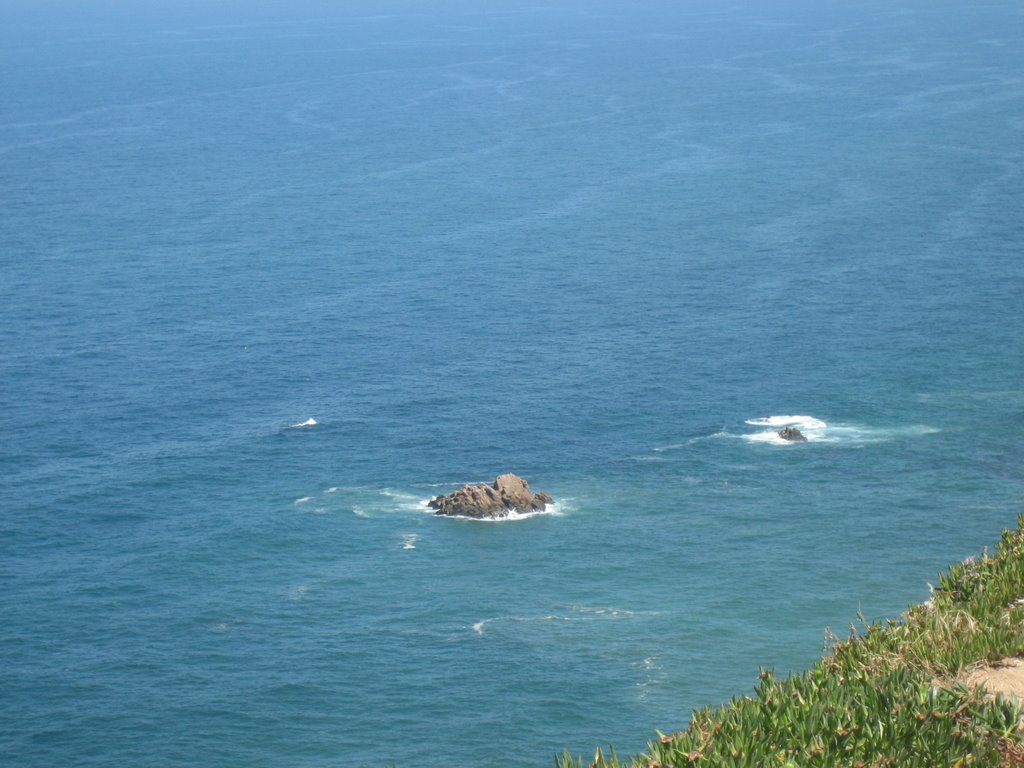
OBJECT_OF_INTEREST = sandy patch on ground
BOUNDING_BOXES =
[963,658,1024,700]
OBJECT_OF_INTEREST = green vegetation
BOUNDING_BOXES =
[559,516,1024,768]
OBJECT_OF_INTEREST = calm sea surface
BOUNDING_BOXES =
[2,1,1023,766]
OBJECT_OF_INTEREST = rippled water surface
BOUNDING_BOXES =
[2,1,1023,766]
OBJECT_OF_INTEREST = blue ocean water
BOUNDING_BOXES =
[2,1,1023,765]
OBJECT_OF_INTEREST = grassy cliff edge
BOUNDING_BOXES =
[559,516,1024,768]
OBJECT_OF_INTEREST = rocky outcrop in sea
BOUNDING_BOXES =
[778,426,808,442]
[429,473,553,519]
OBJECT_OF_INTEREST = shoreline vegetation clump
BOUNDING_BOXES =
[559,516,1024,768]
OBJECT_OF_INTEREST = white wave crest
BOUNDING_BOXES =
[429,499,566,522]
[743,415,939,446]
[745,415,827,429]
[293,496,312,505]
[745,431,801,445]
[402,534,418,550]
[743,414,827,444]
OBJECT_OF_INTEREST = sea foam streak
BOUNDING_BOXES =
[381,489,434,514]
[290,418,317,428]
[742,415,939,445]
[473,605,660,635]
[635,655,665,702]
[471,615,583,636]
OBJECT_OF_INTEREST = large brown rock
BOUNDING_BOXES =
[429,473,553,519]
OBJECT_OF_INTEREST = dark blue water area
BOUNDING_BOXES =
[2,1,1024,766]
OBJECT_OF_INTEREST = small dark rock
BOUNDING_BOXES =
[778,426,808,443]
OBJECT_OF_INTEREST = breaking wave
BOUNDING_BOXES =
[289,486,570,521]
[745,415,827,430]
[744,414,827,444]
[742,415,939,446]
[428,499,567,523]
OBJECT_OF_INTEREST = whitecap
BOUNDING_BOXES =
[743,415,939,446]
[352,506,370,518]
[743,414,828,444]
[293,496,312,505]
[324,487,338,494]
[290,418,317,428]
[402,534,418,550]
[744,430,797,445]
[745,415,827,430]
[435,509,544,522]
[431,500,566,523]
